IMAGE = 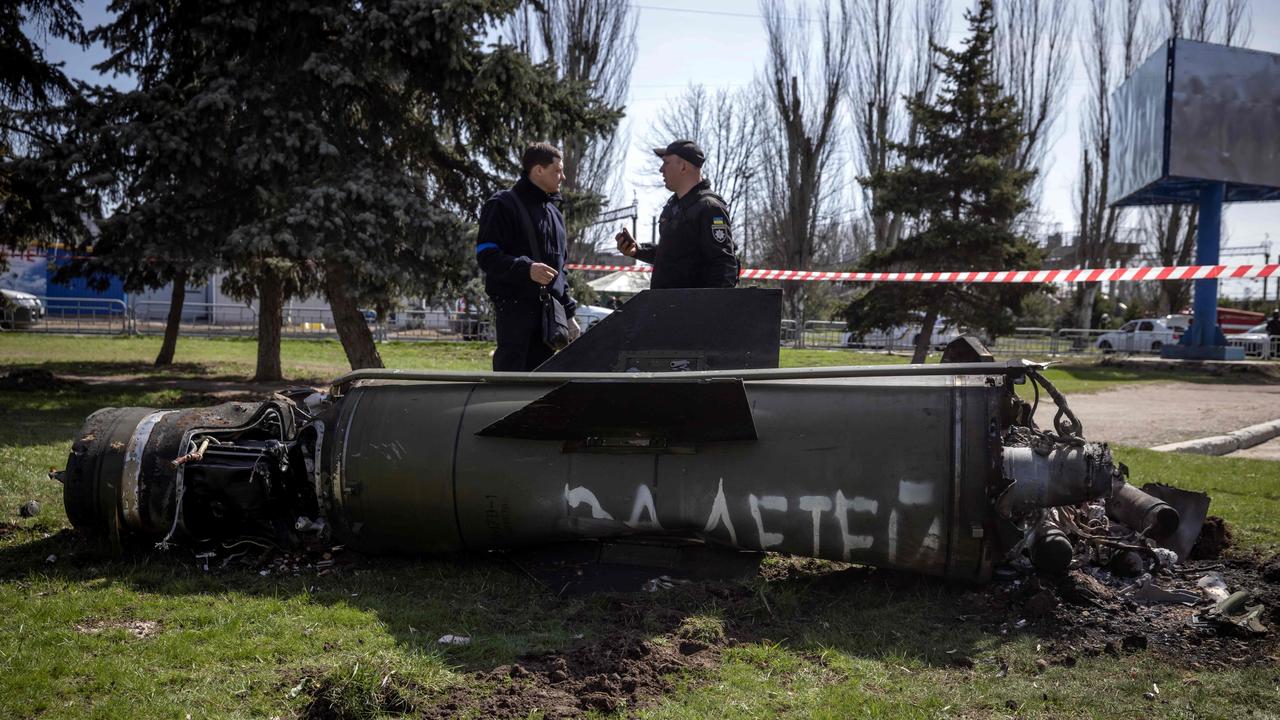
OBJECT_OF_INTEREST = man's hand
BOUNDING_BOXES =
[529,262,558,285]
[615,226,638,258]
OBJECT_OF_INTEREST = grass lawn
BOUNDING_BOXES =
[1,334,1277,718]
[1,333,1265,395]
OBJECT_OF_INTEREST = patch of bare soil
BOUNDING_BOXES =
[424,635,717,720]
[419,594,723,720]
[74,618,161,639]
[1189,516,1233,560]
[63,372,307,402]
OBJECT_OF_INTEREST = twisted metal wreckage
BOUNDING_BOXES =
[53,289,1212,585]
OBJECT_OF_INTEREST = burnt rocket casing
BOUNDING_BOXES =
[327,369,1004,580]
[60,362,1118,582]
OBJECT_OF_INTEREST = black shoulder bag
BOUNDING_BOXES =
[504,191,571,351]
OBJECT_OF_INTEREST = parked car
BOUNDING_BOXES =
[1095,318,1178,353]
[0,288,45,329]
[842,315,967,351]
[574,304,613,332]
[1227,322,1276,359]
[841,324,913,350]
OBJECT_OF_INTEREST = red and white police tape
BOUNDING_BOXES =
[566,263,1280,283]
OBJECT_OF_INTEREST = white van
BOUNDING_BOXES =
[1095,318,1179,353]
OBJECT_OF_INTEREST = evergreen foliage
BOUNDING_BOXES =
[845,0,1044,362]
[55,0,619,378]
[0,0,87,262]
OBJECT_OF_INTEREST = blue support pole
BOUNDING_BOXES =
[1191,182,1224,346]
[1162,181,1244,360]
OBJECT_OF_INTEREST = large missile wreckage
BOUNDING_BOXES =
[53,289,1205,583]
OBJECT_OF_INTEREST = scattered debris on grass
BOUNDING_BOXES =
[17,500,40,518]
[972,550,1278,670]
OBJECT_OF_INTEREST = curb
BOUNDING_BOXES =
[1151,418,1280,456]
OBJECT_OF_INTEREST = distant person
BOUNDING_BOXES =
[476,142,579,371]
[615,139,738,289]
[1267,309,1280,338]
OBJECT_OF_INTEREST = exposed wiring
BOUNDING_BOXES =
[1027,368,1085,446]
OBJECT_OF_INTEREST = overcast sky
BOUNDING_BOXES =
[37,1,1280,298]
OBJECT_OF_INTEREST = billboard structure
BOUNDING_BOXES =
[1109,38,1280,359]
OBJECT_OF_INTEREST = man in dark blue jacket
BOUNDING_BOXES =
[476,142,578,371]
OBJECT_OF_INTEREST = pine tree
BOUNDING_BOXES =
[0,1,87,265]
[68,0,620,380]
[845,0,1043,364]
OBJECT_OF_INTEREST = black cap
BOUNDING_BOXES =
[653,139,705,168]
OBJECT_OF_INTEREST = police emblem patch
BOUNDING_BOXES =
[712,227,730,244]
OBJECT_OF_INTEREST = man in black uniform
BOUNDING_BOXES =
[476,142,578,371]
[615,139,738,288]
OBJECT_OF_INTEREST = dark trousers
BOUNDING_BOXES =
[492,298,553,372]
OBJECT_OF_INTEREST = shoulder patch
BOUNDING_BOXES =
[712,227,730,245]
[711,216,727,226]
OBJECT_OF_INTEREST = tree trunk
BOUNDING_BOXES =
[784,282,806,349]
[911,305,939,365]
[254,270,284,382]
[872,211,890,251]
[324,260,384,370]
[1075,282,1099,329]
[154,270,188,366]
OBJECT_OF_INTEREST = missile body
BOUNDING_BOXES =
[61,362,1118,582]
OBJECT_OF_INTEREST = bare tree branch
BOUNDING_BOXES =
[642,84,764,219]
[992,0,1073,209]
[507,0,636,259]
[759,0,853,338]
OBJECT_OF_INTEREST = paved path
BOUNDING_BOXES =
[1033,381,1280,454]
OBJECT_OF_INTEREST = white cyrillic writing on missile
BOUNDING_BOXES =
[561,477,939,560]
[749,493,787,549]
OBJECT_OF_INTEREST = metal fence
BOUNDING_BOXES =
[6,295,1279,360]
[780,320,851,349]
[780,322,1183,359]
[127,302,496,343]
[1228,334,1280,360]
[133,301,258,337]
[381,308,495,343]
[1,296,130,335]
